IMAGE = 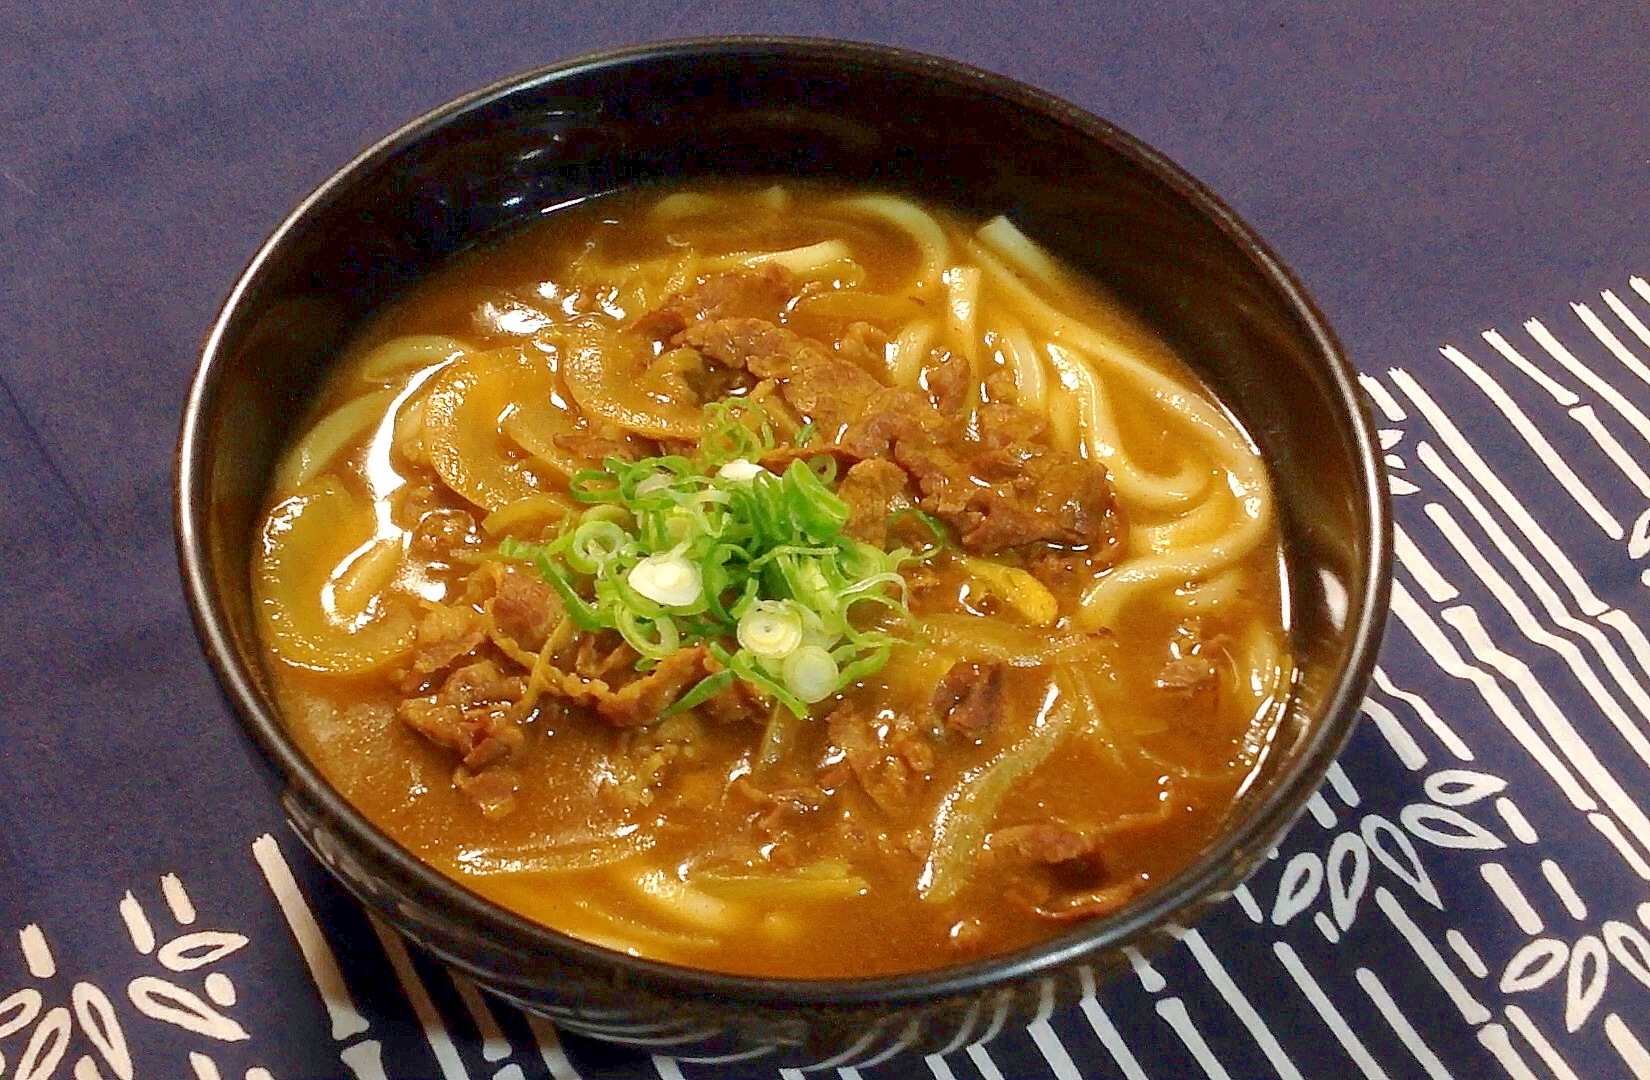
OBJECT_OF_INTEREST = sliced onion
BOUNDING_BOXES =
[254,477,415,674]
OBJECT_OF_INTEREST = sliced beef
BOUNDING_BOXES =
[572,632,640,681]
[551,430,645,469]
[836,458,912,544]
[1156,651,1221,711]
[636,265,797,341]
[692,672,770,725]
[974,400,1049,447]
[996,793,1179,921]
[452,763,522,821]
[677,316,897,442]
[923,349,973,416]
[824,704,932,812]
[397,659,527,771]
[731,777,828,839]
[837,321,890,371]
[931,659,1007,739]
[894,434,1123,556]
[489,565,559,652]
[539,644,713,728]
[677,317,835,380]
[756,443,863,476]
[409,507,479,560]
[401,604,488,691]
[994,822,1100,866]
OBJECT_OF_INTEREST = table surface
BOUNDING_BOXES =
[5,4,1650,1078]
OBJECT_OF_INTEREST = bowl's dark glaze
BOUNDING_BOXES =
[177,38,1391,1065]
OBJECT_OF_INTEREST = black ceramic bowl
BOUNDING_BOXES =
[177,38,1390,1066]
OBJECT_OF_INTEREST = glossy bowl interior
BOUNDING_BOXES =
[176,38,1391,1065]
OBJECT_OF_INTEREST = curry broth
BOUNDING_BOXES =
[258,184,1291,978]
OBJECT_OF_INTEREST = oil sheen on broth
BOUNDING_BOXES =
[254,184,1292,979]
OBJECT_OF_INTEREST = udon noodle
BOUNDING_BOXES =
[254,183,1292,977]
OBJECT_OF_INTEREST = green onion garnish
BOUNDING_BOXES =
[499,402,934,718]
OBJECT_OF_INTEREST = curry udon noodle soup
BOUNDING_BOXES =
[254,184,1292,979]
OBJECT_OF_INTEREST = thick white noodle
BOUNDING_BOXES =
[1131,492,1233,554]
[649,191,720,218]
[833,193,950,291]
[1044,340,1209,511]
[716,240,857,279]
[1160,566,1247,614]
[995,319,1047,411]
[976,214,1064,292]
[888,320,936,389]
[965,237,1274,628]
[356,335,469,384]
[1228,621,1290,741]
[277,388,396,490]
[943,265,983,378]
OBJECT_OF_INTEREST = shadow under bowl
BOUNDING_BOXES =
[176,37,1391,1067]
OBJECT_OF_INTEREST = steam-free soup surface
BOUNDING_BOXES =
[256,184,1291,978]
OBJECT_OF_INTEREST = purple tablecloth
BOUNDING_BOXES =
[4,3,1650,1077]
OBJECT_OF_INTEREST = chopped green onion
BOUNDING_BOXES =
[717,458,767,483]
[737,600,806,659]
[498,397,943,719]
[783,645,839,703]
[629,551,704,607]
[567,519,630,574]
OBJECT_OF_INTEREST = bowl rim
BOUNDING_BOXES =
[176,34,1393,1008]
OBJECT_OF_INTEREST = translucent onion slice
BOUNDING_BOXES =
[499,405,583,481]
[355,334,469,384]
[421,349,554,512]
[920,687,1075,904]
[556,321,703,440]
[953,554,1059,626]
[253,477,415,674]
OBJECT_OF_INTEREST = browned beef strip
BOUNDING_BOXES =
[755,443,864,475]
[551,431,644,468]
[825,703,931,812]
[409,507,479,560]
[676,317,834,380]
[679,315,1125,560]
[538,644,713,728]
[636,265,798,342]
[572,632,640,681]
[597,645,713,726]
[993,822,1099,865]
[452,763,522,821]
[400,604,489,692]
[397,659,527,770]
[894,433,1122,556]
[836,458,912,544]
[489,565,558,652]
[677,317,895,442]
[974,400,1050,447]
[995,791,1178,920]
[923,349,973,416]
[692,672,770,725]
[731,777,829,839]
[1156,651,1221,711]
[931,659,1007,738]
[837,321,889,371]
